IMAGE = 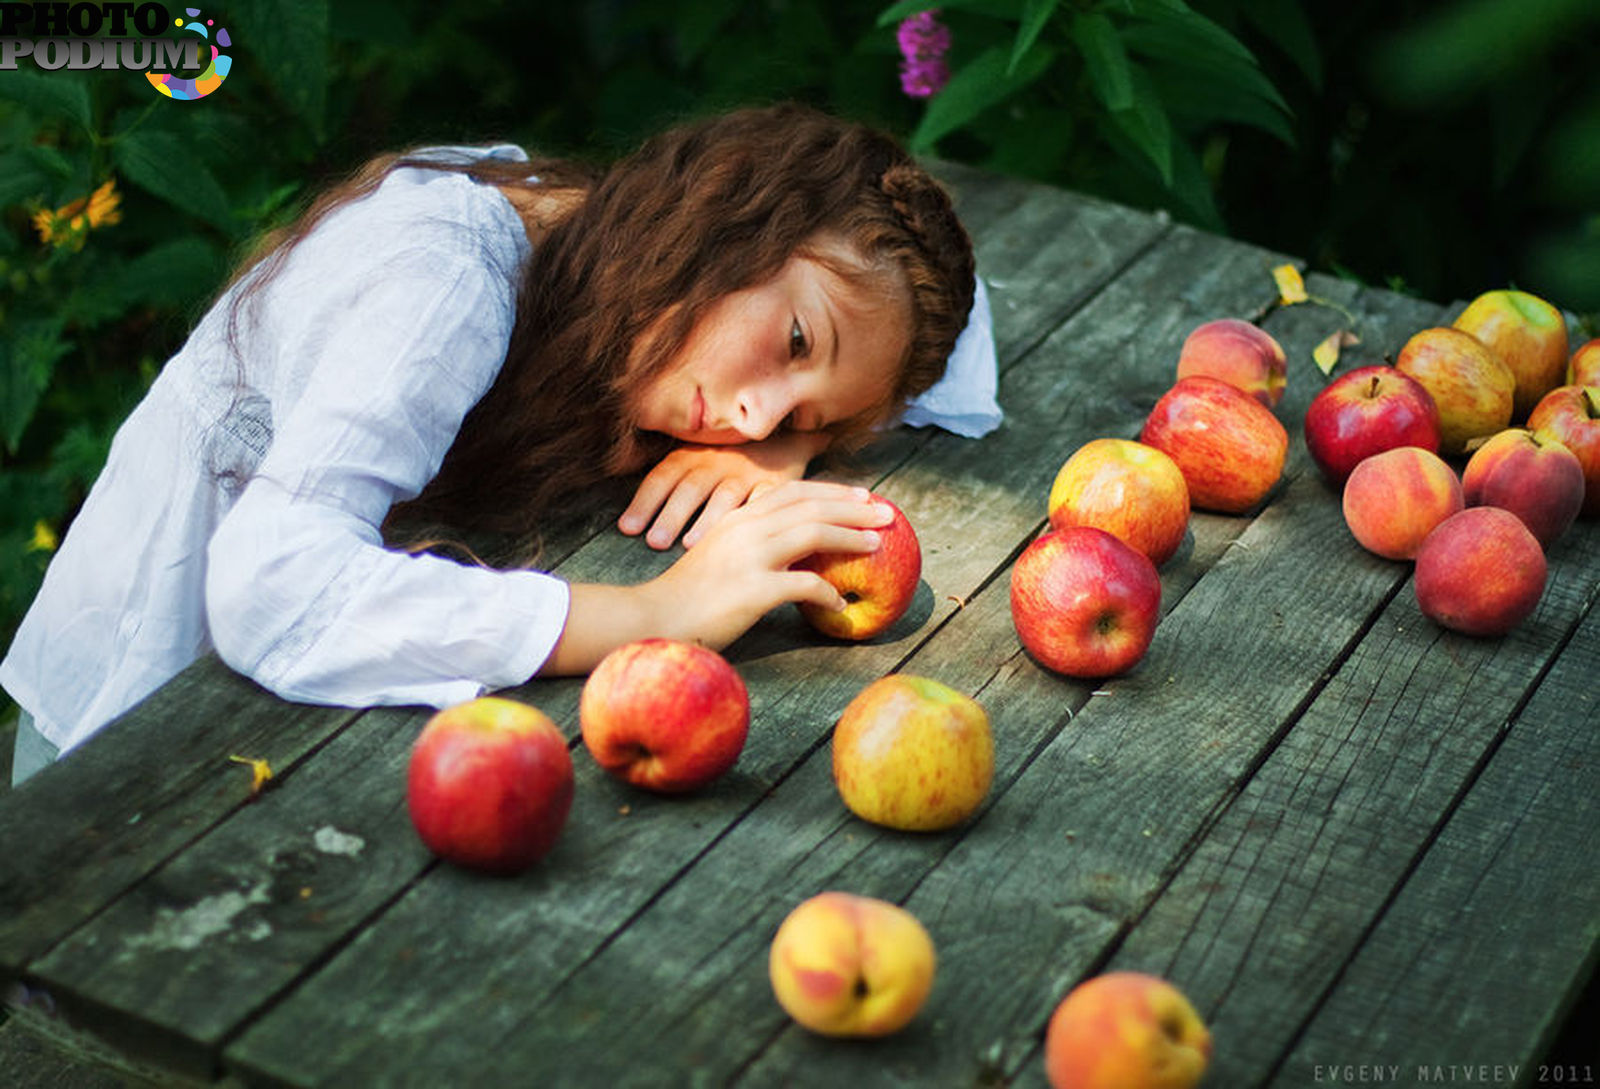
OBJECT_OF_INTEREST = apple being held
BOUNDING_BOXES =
[1452,289,1569,419]
[407,697,575,874]
[1526,385,1600,516]
[1044,972,1213,1089]
[768,891,936,1037]
[1415,507,1547,636]
[1175,317,1288,407]
[1569,338,1600,387]
[1140,375,1288,513]
[1048,437,1190,566]
[1303,364,1442,485]
[1010,526,1162,679]
[1461,428,1585,548]
[1341,446,1464,561]
[580,639,749,793]
[831,674,993,832]
[795,494,921,640]
[1394,327,1515,454]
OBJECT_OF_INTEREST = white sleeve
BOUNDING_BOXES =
[205,254,569,710]
[899,276,1003,438]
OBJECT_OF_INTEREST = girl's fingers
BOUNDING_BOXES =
[644,470,720,549]
[618,460,688,535]
[683,481,751,549]
[780,569,849,612]
[766,523,882,569]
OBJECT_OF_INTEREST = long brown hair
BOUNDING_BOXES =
[233,105,975,542]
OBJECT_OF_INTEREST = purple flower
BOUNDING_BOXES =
[897,10,951,99]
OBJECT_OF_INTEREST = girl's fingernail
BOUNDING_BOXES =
[863,531,881,548]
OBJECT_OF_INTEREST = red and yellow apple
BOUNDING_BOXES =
[796,495,921,640]
[1139,375,1288,513]
[1048,438,1190,566]
[831,674,993,832]
[1461,428,1585,549]
[1452,289,1569,419]
[1568,338,1600,387]
[768,891,936,1037]
[1044,972,1213,1089]
[580,639,749,793]
[407,697,575,874]
[1174,317,1287,407]
[1010,526,1162,678]
[1415,507,1547,637]
[1303,364,1442,485]
[1526,385,1600,516]
[1341,447,1464,561]
[1394,327,1515,453]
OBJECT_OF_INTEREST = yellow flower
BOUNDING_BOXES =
[33,179,122,250]
[27,520,59,554]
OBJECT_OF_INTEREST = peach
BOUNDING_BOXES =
[1175,317,1287,407]
[1461,428,1585,549]
[832,674,993,832]
[768,892,936,1037]
[1044,971,1212,1089]
[1452,289,1569,419]
[1568,338,1600,388]
[1342,447,1464,561]
[1395,327,1515,454]
[1048,438,1191,566]
[1415,507,1547,637]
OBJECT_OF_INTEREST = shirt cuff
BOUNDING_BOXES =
[900,276,1002,439]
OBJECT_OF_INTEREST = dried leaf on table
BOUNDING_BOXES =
[1313,330,1361,375]
[229,754,274,797]
[1272,263,1309,305]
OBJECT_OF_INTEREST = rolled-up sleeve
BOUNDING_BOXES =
[205,246,569,709]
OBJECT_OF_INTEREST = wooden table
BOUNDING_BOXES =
[2,163,1596,1089]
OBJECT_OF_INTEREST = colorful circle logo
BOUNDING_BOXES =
[146,8,232,100]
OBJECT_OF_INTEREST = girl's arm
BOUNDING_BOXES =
[543,480,890,674]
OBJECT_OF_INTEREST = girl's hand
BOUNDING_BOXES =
[540,481,890,675]
[618,431,832,550]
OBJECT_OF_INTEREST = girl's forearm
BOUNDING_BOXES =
[536,581,671,676]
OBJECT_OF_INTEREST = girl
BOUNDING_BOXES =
[2,104,1000,784]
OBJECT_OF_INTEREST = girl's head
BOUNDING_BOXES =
[397,104,976,536]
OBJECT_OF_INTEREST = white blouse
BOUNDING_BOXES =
[0,145,1002,756]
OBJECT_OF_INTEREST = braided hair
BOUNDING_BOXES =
[387,103,977,538]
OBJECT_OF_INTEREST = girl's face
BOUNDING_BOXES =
[634,237,912,445]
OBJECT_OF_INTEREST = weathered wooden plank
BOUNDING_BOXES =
[0,657,361,974]
[1267,591,1600,1087]
[221,214,1265,1085]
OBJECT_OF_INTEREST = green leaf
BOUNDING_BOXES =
[1235,0,1322,90]
[1143,62,1294,146]
[876,0,1025,29]
[0,151,51,209]
[0,317,71,454]
[1009,0,1060,76]
[112,130,234,232]
[0,69,92,131]
[1072,12,1134,112]
[1118,0,1256,65]
[228,0,330,138]
[1119,21,1291,118]
[910,43,1057,152]
[1108,64,1173,185]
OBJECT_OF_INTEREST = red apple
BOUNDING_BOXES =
[1395,327,1515,453]
[1461,428,1585,548]
[1415,507,1546,636]
[1044,972,1212,1089]
[1303,365,1443,485]
[1569,338,1600,387]
[1526,385,1600,516]
[1452,289,1569,419]
[1341,447,1463,561]
[832,674,993,832]
[1010,526,1162,678]
[1140,375,1288,514]
[1047,438,1190,566]
[795,495,921,640]
[407,697,574,874]
[580,639,749,793]
[1175,317,1288,407]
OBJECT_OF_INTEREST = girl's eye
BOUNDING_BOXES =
[789,318,809,360]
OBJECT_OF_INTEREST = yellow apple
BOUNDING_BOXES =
[767,891,936,1037]
[1045,972,1212,1089]
[1452,289,1569,419]
[831,674,993,832]
[1395,327,1515,453]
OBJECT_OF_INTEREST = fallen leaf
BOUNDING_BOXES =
[1313,330,1361,375]
[1272,264,1309,305]
[229,754,274,797]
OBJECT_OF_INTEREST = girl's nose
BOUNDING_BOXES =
[734,380,793,441]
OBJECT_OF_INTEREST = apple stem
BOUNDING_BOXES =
[1367,374,1382,399]
[1585,388,1599,420]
